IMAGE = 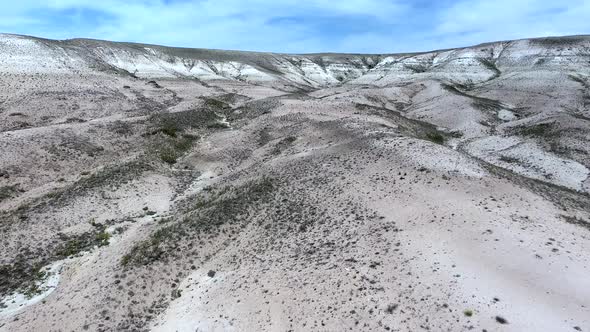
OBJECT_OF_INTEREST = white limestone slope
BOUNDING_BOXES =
[0,34,89,74]
[1,33,589,89]
[466,136,590,192]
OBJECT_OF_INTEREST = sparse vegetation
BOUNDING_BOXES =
[121,226,180,266]
[441,82,503,112]
[0,221,112,298]
[152,109,223,134]
[0,259,46,298]
[95,231,112,246]
[271,136,297,154]
[495,316,508,324]
[561,215,590,231]
[121,177,276,267]
[157,134,198,164]
[0,185,19,202]
[454,80,475,91]
[569,74,587,86]
[499,155,520,164]
[171,288,182,299]
[404,63,429,73]
[56,225,111,258]
[160,119,180,137]
[21,268,47,299]
[202,97,230,111]
[159,146,179,164]
[385,304,398,314]
[147,80,162,88]
[531,36,586,46]
[109,120,134,136]
[14,160,153,214]
[425,132,445,144]
[477,58,501,78]
[441,82,469,96]
[518,122,553,137]
[230,98,281,121]
[471,98,503,112]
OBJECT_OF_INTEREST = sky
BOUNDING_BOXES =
[0,0,589,53]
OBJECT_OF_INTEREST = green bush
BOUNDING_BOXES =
[160,120,179,137]
[95,231,111,246]
[426,132,445,144]
[159,147,178,164]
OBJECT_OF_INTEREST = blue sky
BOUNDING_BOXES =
[1,0,589,53]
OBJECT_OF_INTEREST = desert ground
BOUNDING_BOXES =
[0,33,589,331]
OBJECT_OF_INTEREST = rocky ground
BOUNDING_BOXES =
[0,33,589,331]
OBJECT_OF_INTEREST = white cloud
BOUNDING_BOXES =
[433,0,590,46]
[4,0,406,51]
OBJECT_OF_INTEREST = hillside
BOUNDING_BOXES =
[0,33,589,332]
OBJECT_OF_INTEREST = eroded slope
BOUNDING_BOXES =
[0,34,589,332]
